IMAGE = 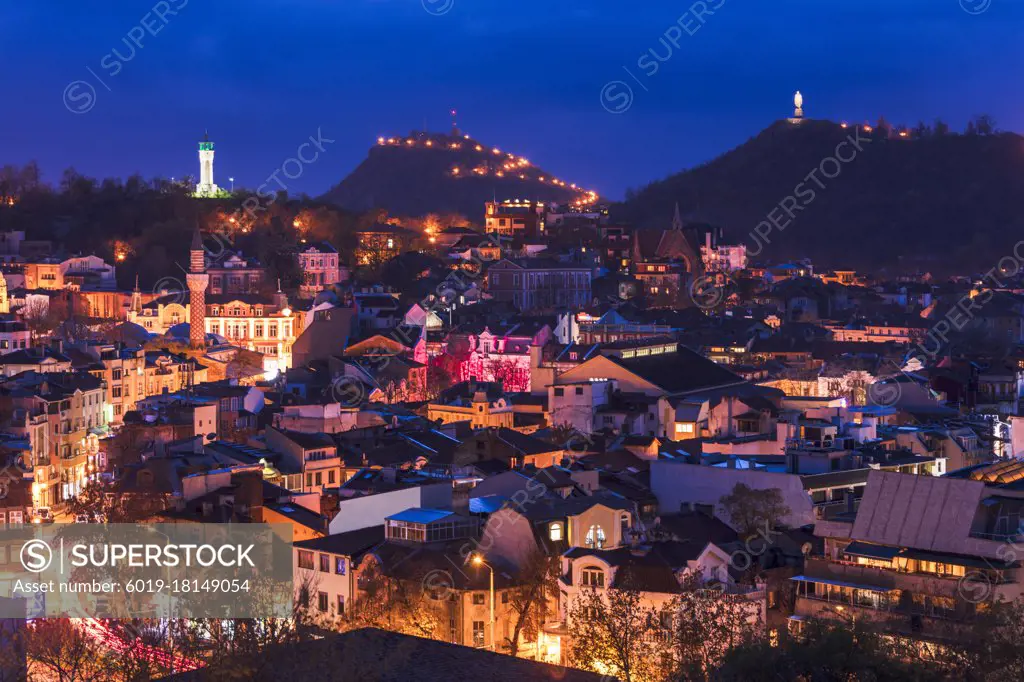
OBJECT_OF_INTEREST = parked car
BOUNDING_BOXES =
[75,513,90,523]
[32,507,54,524]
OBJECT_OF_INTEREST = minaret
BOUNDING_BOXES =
[793,91,804,119]
[186,226,209,349]
[0,272,9,315]
[195,131,219,197]
[129,275,142,318]
[274,279,289,311]
[450,109,459,137]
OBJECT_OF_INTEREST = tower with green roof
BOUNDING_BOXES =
[194,130,220,197]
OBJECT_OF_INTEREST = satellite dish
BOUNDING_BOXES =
[801,542,813,556]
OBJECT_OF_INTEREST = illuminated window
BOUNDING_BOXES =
[472,621,486,647]
[675,423,695,435]
[549,522,563,542]
[585,525,606,549]
[387,238,394,249]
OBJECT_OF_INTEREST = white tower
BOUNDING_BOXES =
[195,131,220,197]
[793,91,804,119]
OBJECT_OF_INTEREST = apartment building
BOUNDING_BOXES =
[792,467,1024,644]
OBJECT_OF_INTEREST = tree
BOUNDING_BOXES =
[566,582,671,682]
[918,598,1024,680]
[974,114,997,136]
[933,118,950,136]
[487,356,527,393]
[66,480,167,522]
[22,296,63,342]
[226,348,266,384]
[336,559,447,640]
[717,617,931,681]
[24,619,107,682]
[875,116,892,139]
[718,483,791,538]
[503,548,560,656]
[425,358,455,400]
[912,120,931,139]
[667,574,764,680]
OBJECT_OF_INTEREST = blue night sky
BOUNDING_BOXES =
[5,0,1023,201]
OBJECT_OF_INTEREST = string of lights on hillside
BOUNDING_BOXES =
[375,133,600,209]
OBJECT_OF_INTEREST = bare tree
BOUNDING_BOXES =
[336,560,447,640]
[25,619,107,682]
[667,574,765,680]
[504,548,559,656]
[566,582,670,682]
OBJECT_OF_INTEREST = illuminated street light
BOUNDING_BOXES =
[471,554,495,651]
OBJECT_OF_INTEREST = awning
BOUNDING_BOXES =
[899,548,1017,570]
[790,575,894,592]
[843,541,901,561]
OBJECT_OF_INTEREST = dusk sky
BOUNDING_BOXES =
[6,0,1023,201]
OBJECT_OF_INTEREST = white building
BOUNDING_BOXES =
[700,232,747,273]
[194,132,220,197]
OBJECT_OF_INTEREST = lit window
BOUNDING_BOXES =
[549,522,563,542]
[675,423,695,435]
[585,525,606,549]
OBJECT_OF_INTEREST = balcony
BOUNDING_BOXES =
[798,557,1015,611]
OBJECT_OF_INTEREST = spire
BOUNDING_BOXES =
[671,202,683,231]
[277,278,282,293]
[130,275,142,315]
[191,224,203,251]
[203,129,209,142]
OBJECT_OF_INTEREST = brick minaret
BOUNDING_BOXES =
[186,227,209,349]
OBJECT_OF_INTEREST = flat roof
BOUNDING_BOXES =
[385,508,455,524]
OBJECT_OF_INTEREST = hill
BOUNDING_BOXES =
[320,131,598,218]
[616,119,1024,273]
